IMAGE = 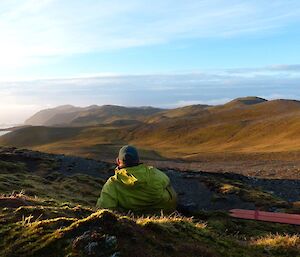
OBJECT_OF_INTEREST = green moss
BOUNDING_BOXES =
[202,176,289,209]
[1,150,299,256]
[1,202,300,257]
[0,161,27,173]
[0,172,103,207]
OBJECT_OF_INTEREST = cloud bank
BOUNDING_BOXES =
[1,65,300,123]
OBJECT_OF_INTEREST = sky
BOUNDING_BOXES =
[1,0,300,124]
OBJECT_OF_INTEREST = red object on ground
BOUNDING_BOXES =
[229,209,300,225]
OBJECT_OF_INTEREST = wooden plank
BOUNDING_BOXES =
[229,209,300,225]
[230,209,300,220]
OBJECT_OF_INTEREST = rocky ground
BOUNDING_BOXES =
[1,147,300,212]
[147,155,300,180]
[1,146,300,257]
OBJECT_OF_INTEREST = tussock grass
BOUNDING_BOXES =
[0,191,300,257]
[1,146,300,256]
[252,233,300,256]
[253,233,300,249]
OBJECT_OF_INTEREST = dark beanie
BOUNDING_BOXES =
[118,145,140,167]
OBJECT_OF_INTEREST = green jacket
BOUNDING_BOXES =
[96,164,177,213]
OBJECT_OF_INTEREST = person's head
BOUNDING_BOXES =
[116,145,140,168]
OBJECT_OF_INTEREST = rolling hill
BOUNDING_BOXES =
[24,105,83,126]
[25,105,165,126]
[2,97,300,176]
[132,97,300,156]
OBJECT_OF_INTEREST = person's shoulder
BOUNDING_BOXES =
[141,164,157,172]
[145,165,167,177]
[105,174,118,186]
[145,164,162,172]
[101,175,118,194]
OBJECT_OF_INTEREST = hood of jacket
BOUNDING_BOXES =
[114,163,169,188]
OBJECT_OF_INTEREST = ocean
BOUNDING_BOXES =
[0,124,17,136]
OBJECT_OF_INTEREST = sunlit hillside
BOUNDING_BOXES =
[25,105,164,127]
[1,97,300,176]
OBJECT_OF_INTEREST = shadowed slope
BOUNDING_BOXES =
[224,96,267,107]
[0,126,84,147]
[25,105,82,126]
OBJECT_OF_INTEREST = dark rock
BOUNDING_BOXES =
[72,230,118,257]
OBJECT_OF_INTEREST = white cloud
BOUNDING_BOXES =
[1,0,300,70]
[169,98,231,107]
[1,64,300,124]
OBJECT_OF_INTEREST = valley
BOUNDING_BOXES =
[1,97,300,178]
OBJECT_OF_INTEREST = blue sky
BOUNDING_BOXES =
[1,0,300,123]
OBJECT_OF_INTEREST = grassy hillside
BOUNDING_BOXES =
[2,204,300,257]
[25,105,164,127]
[1,147,300,257]
[10,98,300,155]
[2,97,300,177]
[25,105,83,126]
[132,98,300,156]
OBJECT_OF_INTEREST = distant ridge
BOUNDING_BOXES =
[25,105,82,126]
[3,96,300,160]
[25,96,270,127]
[228,96,267,105]
[25,105,165,126]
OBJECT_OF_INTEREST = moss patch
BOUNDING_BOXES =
[201,176,289,209]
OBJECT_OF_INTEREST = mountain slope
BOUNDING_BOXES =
[131,98,300,155]
[25,105,82,126]
[223,96,267,107]
[2,97,300,172]
[146,104,210,123]
[25,105,165,126]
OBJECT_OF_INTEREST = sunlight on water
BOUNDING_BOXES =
[0,125,14,136]
[0,131,10,136]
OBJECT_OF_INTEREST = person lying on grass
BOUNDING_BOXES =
[97,145,177,214]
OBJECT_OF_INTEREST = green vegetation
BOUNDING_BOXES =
[0,175,299,257]
[0,160,27,173]
[1,147,300,256]
[1,198,300,257]
[0,172,104,207]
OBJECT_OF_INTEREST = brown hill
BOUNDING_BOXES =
[131,98,300,156]
[69,105,164,126]
[25,105,165,126]
[146,104,210,123]
[25,105,82,126]
[2,97,300,169]
[224,96,267,107]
